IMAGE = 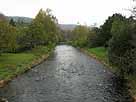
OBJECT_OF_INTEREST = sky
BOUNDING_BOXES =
[0,0,134,26]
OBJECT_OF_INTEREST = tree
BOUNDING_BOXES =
[0,21,18,53]
[98,14,126,47]
[108,17,135,76]
[21,9,59,48]
[72,25,90,47]
[9,18,16,26]
[87,27,102,47]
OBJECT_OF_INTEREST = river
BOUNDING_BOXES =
[0,45,132,102]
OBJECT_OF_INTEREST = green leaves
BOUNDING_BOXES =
[72,25,90,47]
[0,21,18,53]
[25,9,59,48]
[108,15,136,75]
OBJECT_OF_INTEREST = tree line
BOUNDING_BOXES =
[0,6,135,78]
[68,13,136,77]
[0,9,62,54]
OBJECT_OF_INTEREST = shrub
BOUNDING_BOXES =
[108,18,135,76]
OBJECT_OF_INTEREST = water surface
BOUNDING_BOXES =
[0,45,132,102]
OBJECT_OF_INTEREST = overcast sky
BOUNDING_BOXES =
[0,0,134,26]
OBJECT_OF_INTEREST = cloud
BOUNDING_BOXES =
[0,0,133,25]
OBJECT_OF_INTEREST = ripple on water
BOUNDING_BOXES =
[0,45,133,102]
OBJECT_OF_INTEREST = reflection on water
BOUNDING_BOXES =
[0,45,132,102]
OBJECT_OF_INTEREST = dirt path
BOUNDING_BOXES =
[0,45,132,102]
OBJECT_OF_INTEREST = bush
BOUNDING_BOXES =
[108,18,135,76]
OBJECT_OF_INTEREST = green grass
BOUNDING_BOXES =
[86,47,108,63]
[85,47,117,72]
[86,47,136,96]
[0,45,53,80]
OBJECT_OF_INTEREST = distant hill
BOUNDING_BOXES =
[7,16,33,23]
[6,16,77,30]
[0,13,6,21]
[58,24,77,31]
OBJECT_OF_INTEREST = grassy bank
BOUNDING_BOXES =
[86,47,108,63]
[84,47,115,71]
[84,47,136,97]
[0,45,54,82]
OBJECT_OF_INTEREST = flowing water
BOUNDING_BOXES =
[0,45,132,102]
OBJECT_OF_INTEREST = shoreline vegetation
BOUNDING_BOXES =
[66,12,136,102]
[0,3,136,101]
[0,9,61,88]
[0,45,54,87]
[82,47,136,101]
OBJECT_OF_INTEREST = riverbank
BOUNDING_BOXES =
[0,45,54,87]
[81,47,116,72]
[82,47,136,101]
[0,45,132,102]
